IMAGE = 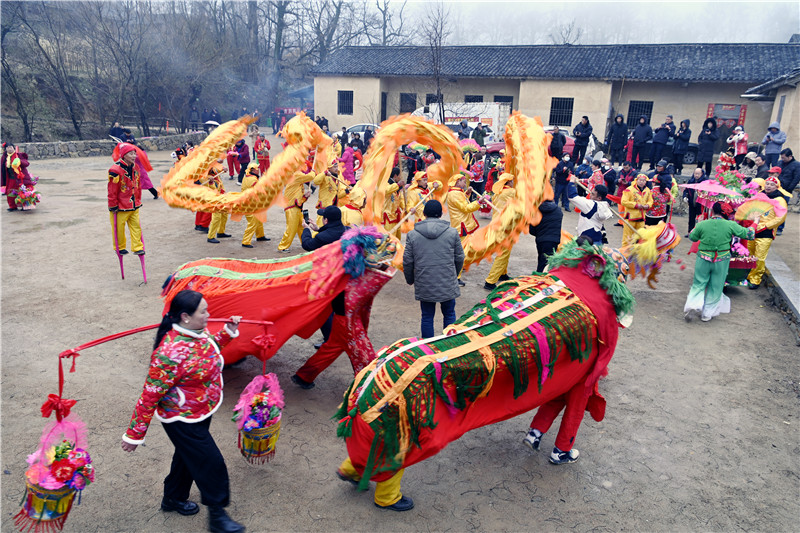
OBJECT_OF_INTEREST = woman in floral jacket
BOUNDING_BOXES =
[121,290,245,533]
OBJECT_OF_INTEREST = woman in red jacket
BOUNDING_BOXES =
[121,290,245,533]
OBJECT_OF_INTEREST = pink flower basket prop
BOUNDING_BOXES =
[14,416,94,533]
[232,374,284,465]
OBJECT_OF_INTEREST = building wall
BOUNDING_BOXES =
[314,76,381,130]
[609,81,773,149]
[518,80,613,134]
[768,86,799,151]
[379,77,521,117]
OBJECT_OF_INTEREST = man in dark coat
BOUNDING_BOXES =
[301,205,347,251]
[631,115,653,170]
[696,118,718,176]
[108,122,125,139]
[605,114,628,165]
[363,126,374,151]
[683,167,707,236]
[571,116,593,164]
[755,154,770,180]
[550,126,567,159]
[602,160,617,196]
[403,200,464,338]
[553,154,574,211]
[201,108,211,132]
[672,119,691,175]
[189,106,200,130]
[649,115,676,170]
[471,123,487,146]
[529,199,563,272]
[777,148,800,235]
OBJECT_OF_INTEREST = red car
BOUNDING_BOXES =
[486,127,576,159]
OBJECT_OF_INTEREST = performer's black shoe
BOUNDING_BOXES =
[256,236,270,242]
[375,495,414,512]
[748,282,760,290]
[208,507,245,533]
[336,469,360,487]
[313,342,324,350]
[133,250,145,256]
[118,249,129,255]
[242,244,254,248]
[457,279,466,287]
[7,207,18,211]
[161,497,199,516]
[498,274,511,282]
[291,374,315,390]
[483,282,496,290]
[217,233,232,238]
[207,238,220,244]
[195,225,206,231]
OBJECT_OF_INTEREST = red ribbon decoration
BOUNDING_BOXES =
[40,394,77,421]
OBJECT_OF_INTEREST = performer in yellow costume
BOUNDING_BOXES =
[406,171,436,222]
[382,168,406,238]
[484,173,517,289]
[206,159,232,243]
[447,172,481,242]
[620,173,653,247]
[341,184,366,227]
[747,175,789,288]
[446,172,482,285]
[312,164,347,226]
[240,162,269,248]
[277,169,314,251]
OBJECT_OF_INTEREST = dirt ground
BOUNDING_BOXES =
[2,142,799,532]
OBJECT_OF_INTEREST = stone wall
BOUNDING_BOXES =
[16,131,208,160]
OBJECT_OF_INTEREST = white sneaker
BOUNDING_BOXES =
[701,314,712,322]
[523,428,542,450]
[549,447,579,464]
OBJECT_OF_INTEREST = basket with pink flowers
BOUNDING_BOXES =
[232,373,284,465]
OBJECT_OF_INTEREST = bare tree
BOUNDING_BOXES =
[549,20,583,45]
[2,2,36,141]
[17,1,85,138]
[363,0,408,46]
[421,2,451,124]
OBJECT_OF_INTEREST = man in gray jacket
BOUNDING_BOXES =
[403,200,464,338]
[762,122,787,167]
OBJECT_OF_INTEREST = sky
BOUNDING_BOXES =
[404,1,800,45]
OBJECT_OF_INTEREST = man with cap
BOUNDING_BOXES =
[648,159,673,189]
[553,154,574,211]
[747,173,789,289]
[239,162,270,248]
[291,206,352,389]
[649,115,675,170]
[108,143,144,256]
[277,168,314,252]
[484,173,517,290]
[301,205,346,251]
[403,199,464,338]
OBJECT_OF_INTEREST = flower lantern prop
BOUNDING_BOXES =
[232,373,284,465]
[14,351,93,533]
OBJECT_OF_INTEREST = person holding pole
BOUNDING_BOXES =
[108,143,143,257]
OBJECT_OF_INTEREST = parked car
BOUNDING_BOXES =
[485,128,585,161]
[346,123,380,135]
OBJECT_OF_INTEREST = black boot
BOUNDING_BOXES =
[208,506,245,533]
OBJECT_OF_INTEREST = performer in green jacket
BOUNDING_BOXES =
[684,202,755,322]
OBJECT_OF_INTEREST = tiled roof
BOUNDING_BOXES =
[311,44,800,83]
[745,67,800,94]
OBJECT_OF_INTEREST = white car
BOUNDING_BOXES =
[334,123,380,141]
